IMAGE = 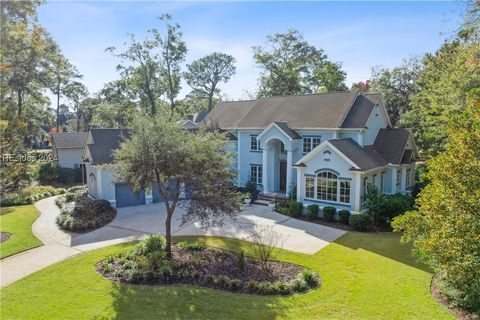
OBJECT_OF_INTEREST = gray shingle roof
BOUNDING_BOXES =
[329,138,387,171]
[274,122,301,139]
[86,129,130,165]
[340,94,381,128]
[373,128,411,164]
[201,100,257,129]
[236,92,358,129]
[52,132,88,149]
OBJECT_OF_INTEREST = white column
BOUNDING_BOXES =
[400,166,407,192]
[286,149,293,196]
[296,168,304,202]
[262,148,269,193]
[391,167,398,194]
[357,132,363,146]
[353,172,362,213]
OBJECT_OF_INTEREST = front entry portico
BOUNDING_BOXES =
[258,122,301,197]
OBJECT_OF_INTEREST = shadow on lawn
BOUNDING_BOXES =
[334,231,432,273]
[97,282,284,320]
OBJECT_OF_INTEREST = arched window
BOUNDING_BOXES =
[317,171,338,201]
[305,170,350,204]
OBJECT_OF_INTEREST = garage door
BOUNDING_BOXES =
[115,183,146,208]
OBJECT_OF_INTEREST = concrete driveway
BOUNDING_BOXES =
[72,202,346,254]
[1,197,346,288]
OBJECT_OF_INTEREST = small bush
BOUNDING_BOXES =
[276,206,289,215]
[157,265,173,279]
[258,281,274,295]
[301,269,319,286]
[274,281,292,295]
[289,201,303,217]
[338,210,351,224]
[246,280,259,292]
[215,275,231,288]
[230,278,242,290]
[132,234,166,256]
[306,204,319,220]
[322,206,336,221]
[291,278,308,292]
[177,241,206,251]
[237,249,245,272]
[380,194,413,221]
[38,163,82,184]
[245,179,259,201]
[349,214,371,231]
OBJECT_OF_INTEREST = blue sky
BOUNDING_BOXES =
[38,1,464,100]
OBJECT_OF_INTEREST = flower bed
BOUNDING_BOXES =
[0,186,66,207]
[56,187,116,232]
[97,235,321,295]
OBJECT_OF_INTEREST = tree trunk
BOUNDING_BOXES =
[165,210,173,258]
[56,81,60,131]
[17,90,22,116]
[76,108,81,132]
[208,92,214,112]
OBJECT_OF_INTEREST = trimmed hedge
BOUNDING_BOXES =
[338,210,351,224]
[322,206,336,221]
[349,214,371,231]
[38,163,82,184]
[289,201,303,217]
[0,187,66,207]
[306,204,319,220]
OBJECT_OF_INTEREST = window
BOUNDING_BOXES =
[380,171,385,192]
[305,176,315,198]
[339,180,350,203]
[302,136,321,153]
[372,174,377,187]
[363,177,368,199]
[406,169,411,187]
[250,135,261,151]
[305,171,351,204]
[250,165,263,184]
[317,171,337,201]
[396,170,401,186]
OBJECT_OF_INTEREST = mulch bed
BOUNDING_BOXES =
[0,232,11,243]
[96,246,308,294]
[431,275,479,320]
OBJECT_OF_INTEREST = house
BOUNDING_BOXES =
[51,132,88,169]
[201,91,417,213]
[83,92,417,212]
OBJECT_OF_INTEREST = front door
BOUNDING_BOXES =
[279,161,287,192]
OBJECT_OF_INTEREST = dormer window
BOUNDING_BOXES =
[303,136,321,153]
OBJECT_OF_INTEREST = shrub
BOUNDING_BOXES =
[349,214,371,231]
[38,163,82,184]
[245,179,259,201]
[338,210,351,224]
[215,275,232,288]
[276,206,289,215]
[132,234,166,256]
[177,241,206,251]
[258,281,274,295]
[380,194,413,221]
[301,269,319,286]
[291,278,308,292]
[306,204,319,220]
[230,278,242,290]
[289,201,303,217]
[246,280,259,292]
[246,225,284,269]
[322,206,336,221]
[157,265,173,279]
[274,281,292,295]
[237,249,245,272]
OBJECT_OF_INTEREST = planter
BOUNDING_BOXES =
[244,198,252,205]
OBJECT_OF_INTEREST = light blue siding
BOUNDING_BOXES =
[237,130,262,187]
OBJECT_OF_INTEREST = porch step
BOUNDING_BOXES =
[258,193,287,202]
[254,199,270,206]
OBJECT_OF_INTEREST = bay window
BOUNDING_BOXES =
[305,171,351,204]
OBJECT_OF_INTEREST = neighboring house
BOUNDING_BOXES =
[51,132,88,169]
[201,91,418,213]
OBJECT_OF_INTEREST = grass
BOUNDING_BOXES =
[0,205,43,259]
[0,233,454,320]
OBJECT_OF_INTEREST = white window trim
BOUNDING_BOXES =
[250,135,261,151]
[250,165,263,184]
[302,136,322,154]
[304,172,351,204]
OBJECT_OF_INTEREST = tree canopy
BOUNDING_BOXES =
[184,52,236,112]
[113,115,242,256]
[253,29,347,97]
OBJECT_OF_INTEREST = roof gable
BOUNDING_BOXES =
[85,129,130,165]
[52,132,88,149]
[341,94,380,128]
[373,128,411,164]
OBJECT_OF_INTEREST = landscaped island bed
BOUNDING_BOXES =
[97,236,320,295]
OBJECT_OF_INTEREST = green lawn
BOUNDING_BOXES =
[0,205,42,259]
[0,233,453,320]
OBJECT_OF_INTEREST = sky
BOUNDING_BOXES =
[37,1,465,101]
